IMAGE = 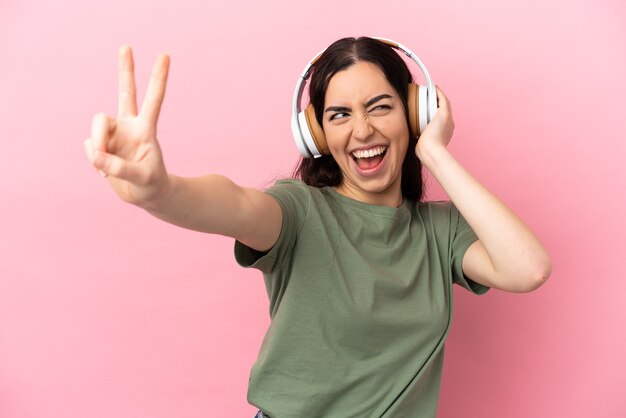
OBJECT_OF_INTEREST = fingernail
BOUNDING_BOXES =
[99,170,108,178]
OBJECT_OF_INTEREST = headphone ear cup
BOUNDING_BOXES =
[407,83,430,137]
[407,83,420,138]
[418,84,429,134]
[304,104,329,156]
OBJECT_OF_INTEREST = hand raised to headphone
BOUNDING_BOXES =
[84,46,171,207]
[414,85,455,162]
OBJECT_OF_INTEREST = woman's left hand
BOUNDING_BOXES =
[415,85,455,161]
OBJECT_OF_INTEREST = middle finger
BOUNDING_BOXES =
[118,45,138,118]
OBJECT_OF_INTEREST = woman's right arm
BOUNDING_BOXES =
[84,46,282,252]
[143,174,282,252]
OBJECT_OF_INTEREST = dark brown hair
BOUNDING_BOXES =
[292,36,424,202]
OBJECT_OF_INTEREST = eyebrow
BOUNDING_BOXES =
[324,93,393,113]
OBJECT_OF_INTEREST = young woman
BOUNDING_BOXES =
[84,37,551,418]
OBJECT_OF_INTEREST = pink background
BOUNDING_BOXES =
[1,0,625,417]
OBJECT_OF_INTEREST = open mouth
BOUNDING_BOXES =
[351,145,387,171]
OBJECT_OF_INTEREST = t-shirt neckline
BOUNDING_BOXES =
[324,186,410,219]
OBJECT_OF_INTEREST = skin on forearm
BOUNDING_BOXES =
[138,174,281,250]
[418,142,551,285]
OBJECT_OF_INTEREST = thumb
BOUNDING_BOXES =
[84,138,108,178]
[91,146,148,184]
[90,113,116,153]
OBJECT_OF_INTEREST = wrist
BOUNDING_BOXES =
[416,140,449,172]
[139,172,176,213]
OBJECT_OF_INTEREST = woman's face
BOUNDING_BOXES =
[322,61,409,207]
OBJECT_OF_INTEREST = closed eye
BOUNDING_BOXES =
[368,104,392,114]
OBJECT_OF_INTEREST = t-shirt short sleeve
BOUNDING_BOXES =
[449,203,490,295]
[234,180,310,274]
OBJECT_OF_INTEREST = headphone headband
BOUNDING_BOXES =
[291,37,438,158]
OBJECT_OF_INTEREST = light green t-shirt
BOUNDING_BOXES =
[235,180,488,418]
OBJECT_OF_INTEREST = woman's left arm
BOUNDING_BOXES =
[416,86,551,293]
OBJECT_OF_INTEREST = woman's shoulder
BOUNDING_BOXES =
[262,179,316,216]
[265,179,316,198]
[414,199,460,222]
[267,178,309,190]
[416,199,455,210]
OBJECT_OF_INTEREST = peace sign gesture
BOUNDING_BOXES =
[84,46,171,207]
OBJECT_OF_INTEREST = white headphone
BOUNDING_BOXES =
[291,37,438,158]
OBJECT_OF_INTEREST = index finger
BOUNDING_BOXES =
[118,45,138,118]
[140,53,170,126]
[434,85,451,111]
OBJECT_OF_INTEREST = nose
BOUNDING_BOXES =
[352,113,374,141]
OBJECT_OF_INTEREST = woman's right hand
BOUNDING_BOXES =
[84,46,171,208]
